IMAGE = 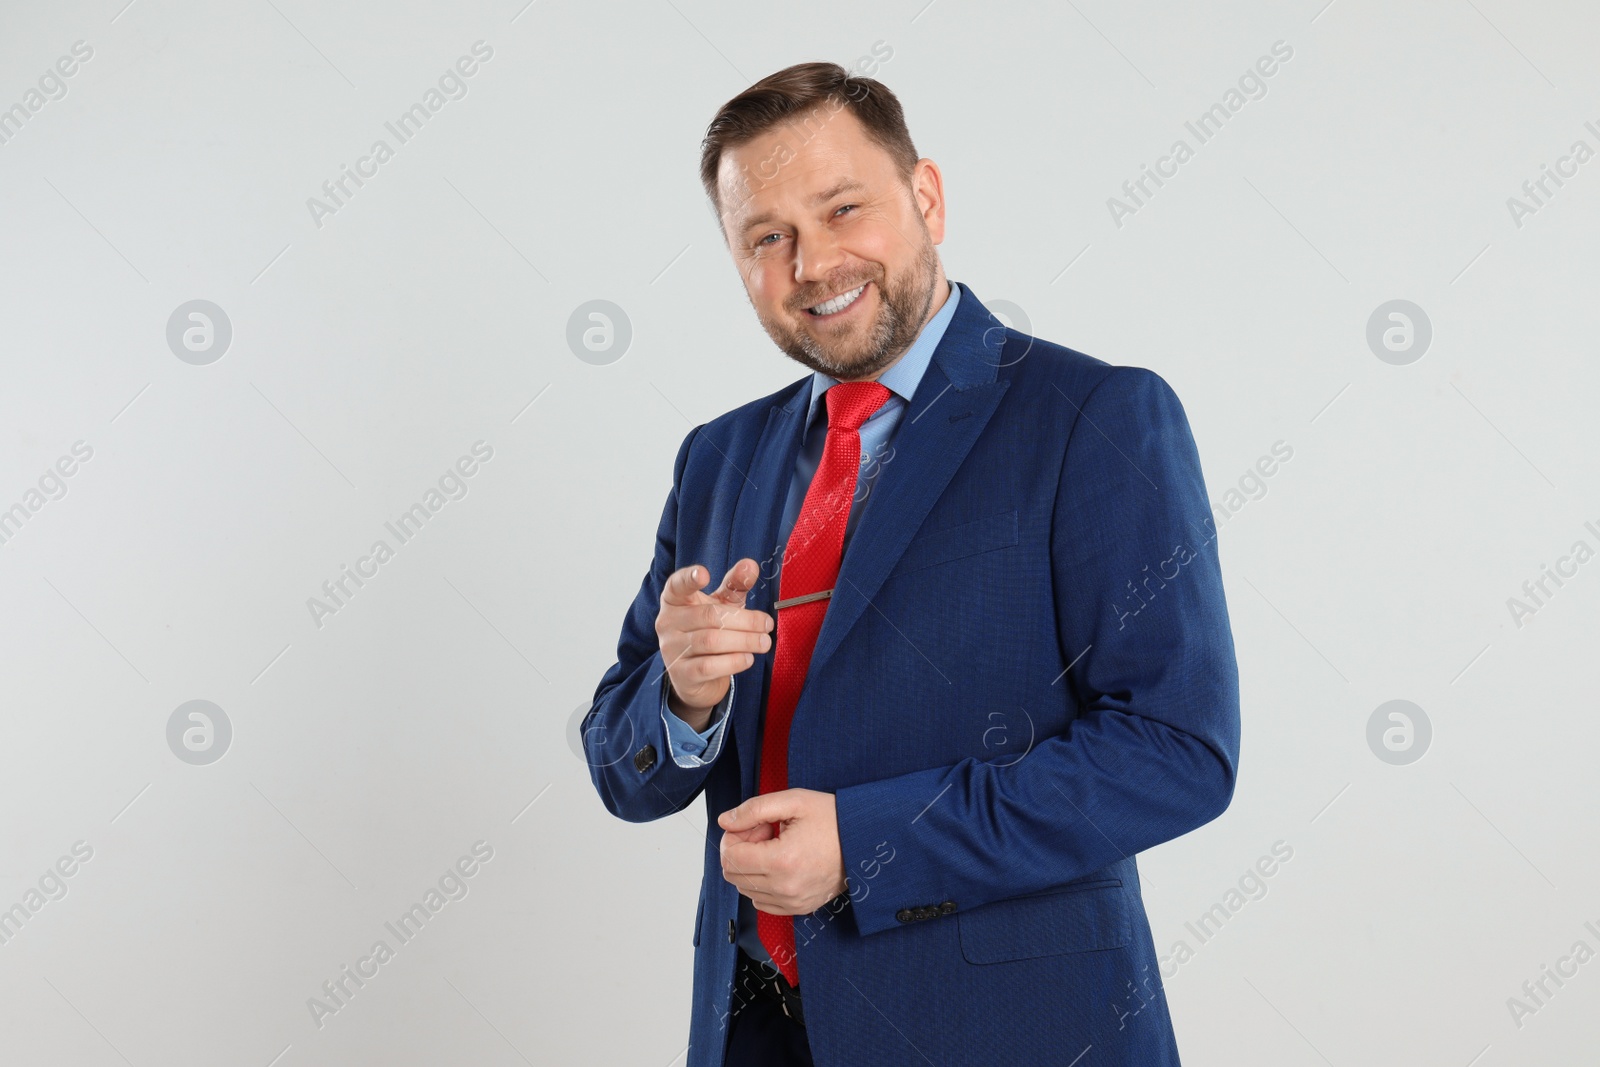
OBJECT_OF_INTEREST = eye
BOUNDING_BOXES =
[834,204,857,217]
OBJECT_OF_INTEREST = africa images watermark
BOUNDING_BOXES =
[0,840,95,949]
[0,440,94,548]
[1115,839,1295,1031]
[1114,440,1294,630]
[305,41,495,229]
[306,440,495,629]
[1505,918,1600,1031]
[1505,117,1600,230]
[1107,39,1295,228]
[0,39,95,148]
[1503,515,1600,629]
[719,839,896,1033]
[307,840,495,1029]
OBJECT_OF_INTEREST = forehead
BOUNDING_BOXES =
[716,106,895,231]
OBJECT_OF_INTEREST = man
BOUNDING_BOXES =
[583,61,1240,1067]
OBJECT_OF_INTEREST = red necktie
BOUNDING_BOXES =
[757,380,891,987]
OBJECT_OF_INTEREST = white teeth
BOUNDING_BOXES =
[808,284,866,316]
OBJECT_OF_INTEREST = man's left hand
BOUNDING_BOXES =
[718,789,847,915]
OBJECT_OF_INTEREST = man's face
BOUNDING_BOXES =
[716,105,947,381]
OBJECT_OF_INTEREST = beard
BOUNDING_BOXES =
[754,232,942,382]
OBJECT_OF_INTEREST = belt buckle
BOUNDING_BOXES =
[741,953,802,1025]
[777,980,803,1026]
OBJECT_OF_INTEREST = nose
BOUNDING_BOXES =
[793,223,848,296]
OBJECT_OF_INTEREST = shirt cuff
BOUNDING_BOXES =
[660,675,735,768]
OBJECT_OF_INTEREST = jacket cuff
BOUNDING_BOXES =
[834,764,954,937]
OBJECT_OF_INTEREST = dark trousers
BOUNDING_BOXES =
[722,950,813,1067]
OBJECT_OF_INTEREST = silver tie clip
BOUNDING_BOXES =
[772,588,833,610]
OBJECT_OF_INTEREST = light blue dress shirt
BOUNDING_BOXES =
[658,280,963,967]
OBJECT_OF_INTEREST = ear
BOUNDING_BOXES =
[911,158,946,244]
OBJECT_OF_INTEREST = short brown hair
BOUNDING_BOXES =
[699,61,919,219]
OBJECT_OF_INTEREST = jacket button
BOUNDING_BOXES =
[940,900,957,915]
[727,919,736,944]
[896,909,913,923]
[633,744,657,773]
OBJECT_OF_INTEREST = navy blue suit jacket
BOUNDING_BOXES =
[584,283,1241,1066]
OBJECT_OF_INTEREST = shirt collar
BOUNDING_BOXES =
[802,280,963,438]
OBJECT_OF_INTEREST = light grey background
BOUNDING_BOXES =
[1,0,1596,1064]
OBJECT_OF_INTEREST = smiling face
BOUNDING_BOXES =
[716,105,949,382]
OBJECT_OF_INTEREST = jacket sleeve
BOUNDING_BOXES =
[833,366,1242,936]
[583,424,725,822]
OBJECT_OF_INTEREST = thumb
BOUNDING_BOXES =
[719,793,791,831]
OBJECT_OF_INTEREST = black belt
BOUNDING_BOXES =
[733,949,804,1027]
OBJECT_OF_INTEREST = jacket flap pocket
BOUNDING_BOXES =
[958,879,1129,964]
[889,509,1019,579]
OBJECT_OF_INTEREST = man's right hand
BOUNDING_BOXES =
[656,558,772,730]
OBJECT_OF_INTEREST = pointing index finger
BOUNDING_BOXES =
[709,558,759,606]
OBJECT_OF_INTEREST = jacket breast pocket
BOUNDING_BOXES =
[957,879,1130,965]
[887,508,1018,579]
